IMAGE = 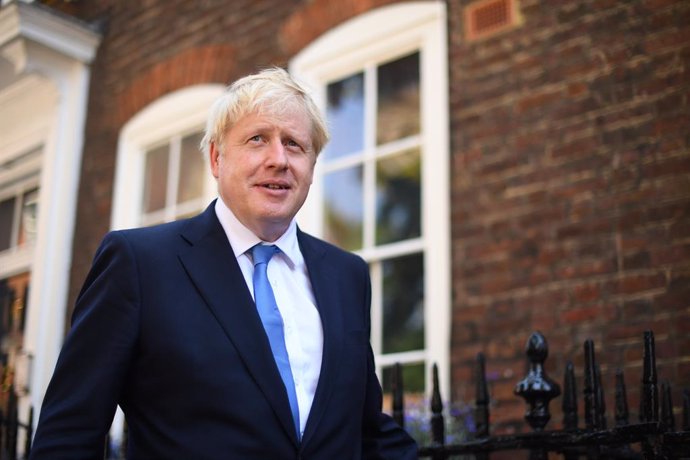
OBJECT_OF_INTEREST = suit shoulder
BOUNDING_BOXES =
[103,200,217,246]
[106,204,217,245]
[298,231,367,269]
[112,218,187,239]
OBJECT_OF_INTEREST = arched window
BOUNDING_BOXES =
[290,1,451,400]
[112,85,223,230]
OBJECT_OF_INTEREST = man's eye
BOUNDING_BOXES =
[249,135,262,142]
[286,139,300,148]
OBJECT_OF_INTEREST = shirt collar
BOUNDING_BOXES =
[214,198,301,268]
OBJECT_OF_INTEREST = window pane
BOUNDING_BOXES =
[18,188,39,247]
[376,149,421,245]
[142,144,169,213]
[0,197,15,252]
[382,252,424,353]
[325,73,364,161]
[177,132,205,204]
[323,166,363,251]
[377,52,420,145]
[382,362,425,394]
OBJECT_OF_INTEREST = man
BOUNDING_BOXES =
[30,67,417,459]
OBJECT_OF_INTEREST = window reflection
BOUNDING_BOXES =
[142,144,169,213]
[0,198,15,252]
[18,189,39,247]
[377,52,420,145]
[325,73,365,161]
[177,132,205,204]
[382,252,424,354]
[0,188,40,252]
[376,149,421,245]
[323,166,363,251]
[382,362,425,394]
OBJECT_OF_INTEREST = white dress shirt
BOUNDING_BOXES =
[214,198,323,437]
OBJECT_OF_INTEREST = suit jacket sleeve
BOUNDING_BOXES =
[30,231,140,458]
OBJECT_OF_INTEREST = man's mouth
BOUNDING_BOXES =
[261,183,289,190]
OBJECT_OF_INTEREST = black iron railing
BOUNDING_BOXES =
[392,330,690,459]
[0,384,32,460]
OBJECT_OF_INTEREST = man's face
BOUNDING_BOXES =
[210,107,316,241]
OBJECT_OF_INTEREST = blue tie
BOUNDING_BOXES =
[251,244,300,439]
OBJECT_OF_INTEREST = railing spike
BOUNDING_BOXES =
[614,369,630,427]
[562,362,578,460]
[583,339,599,430]
[640,330,659,423]
[683,388,690,431]
[660,381,675,432]
[430,363,444,446]
[392,362,404,428]
[562,361,578,430]
[595,364,607,430]
[475,352,490,438]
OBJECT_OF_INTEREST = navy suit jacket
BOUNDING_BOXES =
[30,202,417,459]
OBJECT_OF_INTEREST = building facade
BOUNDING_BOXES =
[0,0,688,441]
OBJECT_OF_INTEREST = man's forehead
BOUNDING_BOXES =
[234,106,311,132]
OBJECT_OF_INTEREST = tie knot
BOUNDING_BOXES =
[252,244,277,266]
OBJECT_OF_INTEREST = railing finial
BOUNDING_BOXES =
[430,363,444,446]
[514,331,561,432]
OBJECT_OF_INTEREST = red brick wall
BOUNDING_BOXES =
[58,0,690,434]
[448,0,690,432]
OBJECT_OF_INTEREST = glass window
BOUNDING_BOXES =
[19,188,39,247]
[0,197,15,252]
[322,53,422,250]
[0,186,40,254]
[143,144,169,215]
[112,85,223,231]
[382,252,424,354]
[323,166,364,251]
[140,129,206,226]
[291,2,450,405]
[177,132,206,205]
[325,73,365,161]
[381,362,426,394]
[320,52,427,386]
[376,149,421,245]
[377,53,420,146]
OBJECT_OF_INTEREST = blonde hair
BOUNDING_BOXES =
[200,67,329,156]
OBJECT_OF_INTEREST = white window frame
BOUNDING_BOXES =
[290,1,450,398]
[111,85,223,230]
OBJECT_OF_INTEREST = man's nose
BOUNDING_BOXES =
[265,140,289,167]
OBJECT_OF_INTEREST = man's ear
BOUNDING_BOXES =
[209,142,221,178]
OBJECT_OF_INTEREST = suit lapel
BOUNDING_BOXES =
[297,230,345,446]
[176,204,299,446]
